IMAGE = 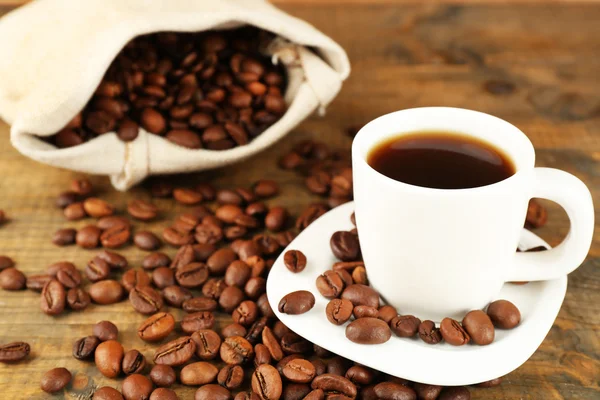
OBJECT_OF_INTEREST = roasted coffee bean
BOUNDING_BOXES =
[378,305,398,324]
[53,228,77,246]
[244,277,266,300]
[326,298,353,326]
[64,202,87,220]
[257,326,282,362]
[175,263,209,288]
[327,356,352,376]
[207,248,238,275]
[162,285,192,308]
[217,189,244,205]
[276,354,303,375]
[440,318,471,346]
[134,231,161,251]
[313,345,332,359]
[71,178,92,196]
[257,293,275,318]
[194,384,232,400]
[130,285,163,314]
[284,250,307,273]
[150,181,173,198]
[94,247,128,268]
[265,207,287,232]
[183,296,218,312]
[47,261,76,277]
[163,227,194,247]
[346,317,391,344]
[222,323,247,339]
[232,300,259,326]
[173,213,201,233]
[0,267,26,290]
[195,222,224,245]
[246,202,268,219]
[336,269,355,290]
[220,336,254,365]
[353,305,379,319]
[202,278,227,299]
[476,377,503,388]
[122,374,153,400]
[439,386,471,400]
[154,336,196,366]
[246,255,267,277]
[93,321,119,341]
[86,257,111,282]
[86,110,116,134]
[118,119,139,142]
[141,108,166,134]
[41,367,72,393]
[83,198,114,218]
[138,312,175,342]
[41,279,66,315]
[487,300,521,329]
[174,188,203,205]
[280,332,312,355]
[152,267,175,289]
[462,310,495,345]
[316,270,345,299]
[0,255,14,270]
[0,342,30,362]
[225,260,251,287]
[121,269,151,292]
[252,364,282,400]
[181,312,215,334]
[253,180,279,198]
[306,171,331,195]
[253,234,280,255]
[128,199,159,221]
[150,364,177,387]
[143,252,171,270]
[122,349,146,375]
[191,329,221,360]
[170,245,196,270]
[73,336,100,360]
[26,274,52,292]
[413,383,443,400]
[181,361,219,386]
[246,316,269,345]
[100,225,131,248]
[150,388,178,400]
[237,240,262,261]
[330,231,360,261]
[282,358,316,383]
[57,191,79,209]
[219,286,246,313]
[97,216,130,231]
[166,129,203,149]
[92,386,124,400]
[76,225,102,248]
[346,365,377,386]
[311,374,357,398]
[303,389,324,400]
[525,199,547,229]
[341,284,379,308]
[419,320,442,344]
[390,315,421,338]
[374,382,417,400]
[95,340,124,378]
[351,266,368,285]
[89,280,124,304]
[282,384,311,400]
[218,365,244,390]
[278,290,315,315]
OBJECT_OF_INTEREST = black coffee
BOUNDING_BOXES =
[367,131,515,189]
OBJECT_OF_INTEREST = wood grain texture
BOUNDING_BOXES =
[0,2,599,399]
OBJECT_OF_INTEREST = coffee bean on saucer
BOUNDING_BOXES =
[283,250,307,273]
[487,300,521,329]
[390,315,421,338]
[440,318,470,346]
[315,270,345,299]
[41,367,72,393]
[326,298,353,325]
[341,284,379,308]
[439,386,471,400]
[377,305,398,324]
[418,320,442,344]
[330,231,361,261]
[462,310,495,345]
[278,290,315,315]
[345,317,391,344]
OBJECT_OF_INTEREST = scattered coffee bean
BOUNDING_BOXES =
[64,202,87,220]
[175,262,209,289]
[218,364,244,390]
[93,321,119,342]
[101,225,131,248]
[95,340,124,378]
[134,231,162,251]
[41,279,66,315]
[487,300,521,329]
[222,323,247,339]
[56,191,79,209]
[253,180,279,198]
[53,228,77,246]
[71,178,93,196]
[128,199,159,220]
[122,269,151,292]
[346,317,391,344]
[73,336,100,360]
[76,225,102,248]
[311,374,357,399]
[220,336,254,365]
[194,384,232,400]
[138,312,176,342]
[284,250,307,273]
[86,257,111,282]
[150,364,177,387]
[154,336,196,366]
[152,267,175,289]
[0,342,30,362]
[130,285,164,314]
[93,386,124,400]
[122,349,146,375]
[143,252,171,269]
[122,374,154,400]
[150,388,178,400]
[89,280,124,305]
[97,250,128,269]
[162,285,193,308]
[180,361,219,386]
[27,274,52,292]
[252,364,283,400]
[0,255,14,270]
[41,367,72,393]
[278,290,315,315]
[413,383,443,400]
[83,198,114,218]
[0,267,26,290]
[97,216,131,231]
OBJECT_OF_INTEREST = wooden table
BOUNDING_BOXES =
[0,2,599,399]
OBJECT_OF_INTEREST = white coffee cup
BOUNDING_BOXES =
[352,107,594,321]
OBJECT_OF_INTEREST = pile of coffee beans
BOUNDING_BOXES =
[47,28,287,149]
[0,139,550,399]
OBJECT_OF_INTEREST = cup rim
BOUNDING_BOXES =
[352,107,535,194]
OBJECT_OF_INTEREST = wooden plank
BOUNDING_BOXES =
[0,2,598,399]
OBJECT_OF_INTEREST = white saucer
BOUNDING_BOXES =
[266,201,567,386]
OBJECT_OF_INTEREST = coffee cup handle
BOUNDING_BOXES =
[508,168,594,282]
